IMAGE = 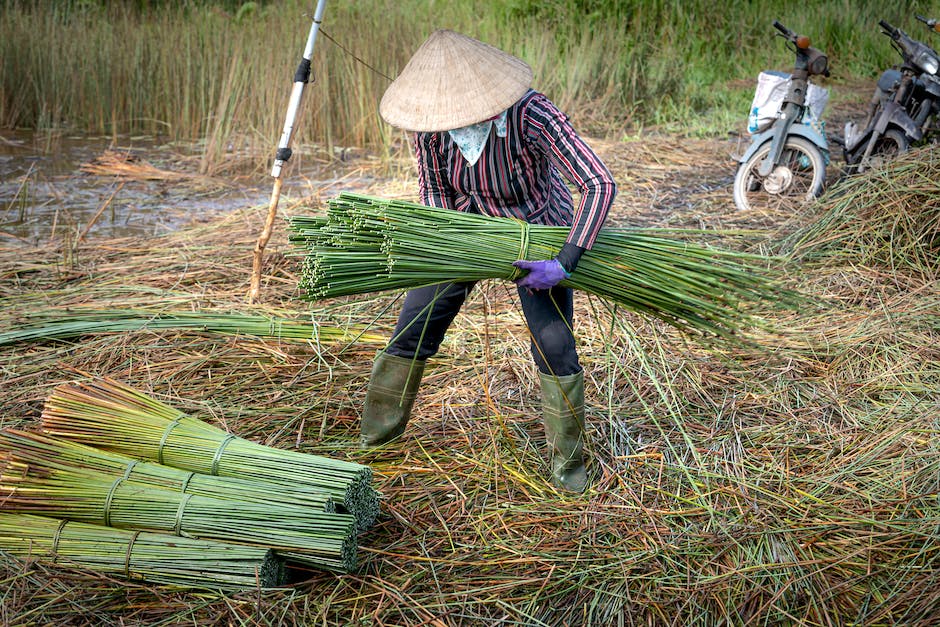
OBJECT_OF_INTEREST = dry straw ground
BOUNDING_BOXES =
[1,131,938,626]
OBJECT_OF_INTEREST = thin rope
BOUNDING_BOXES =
[103,477,124,527]
[210,434,237,475]
[124,530,141,578]
[51,519,69,560]
[509,221,531,280]
[180,471,196,494]
[121,460,139,481]
[318,27,395,82]
[156,418,182,465]
[518,221,530,262]
[174,494,193,535]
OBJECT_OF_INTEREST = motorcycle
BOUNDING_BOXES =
[843,16,940,173]
[734,21,831,212]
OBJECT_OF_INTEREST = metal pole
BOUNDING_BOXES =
[249,0,327,303]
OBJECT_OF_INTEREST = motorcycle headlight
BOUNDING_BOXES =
[808,54,829,76]
[915,49,940,75]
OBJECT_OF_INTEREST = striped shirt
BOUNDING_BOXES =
[414,90,617,249]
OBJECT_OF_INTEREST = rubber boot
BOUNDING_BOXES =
[539,370,589,493]
[359,351,426,447]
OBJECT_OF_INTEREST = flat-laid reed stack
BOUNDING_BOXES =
[0,513,286,589]
[0,429,335,513]
[39,377,379,531]
[0,457,357,572]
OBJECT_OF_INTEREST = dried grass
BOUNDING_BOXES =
[80,149,233,192]
[0,136,937,625]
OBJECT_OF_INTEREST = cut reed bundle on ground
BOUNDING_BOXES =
[0,513,286,589]
[0,429,335,513]
[39,377,379,531]
[289,193,801,342]
[0,456,357,572]
[784,145,940,275]
[0,308,383,347]
[79,150,231,191]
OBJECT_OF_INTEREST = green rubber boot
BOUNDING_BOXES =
[539,370,589,493]
[359,351,426,447]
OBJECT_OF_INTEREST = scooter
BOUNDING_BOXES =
[733,21,831,212]
[843,17,940,173]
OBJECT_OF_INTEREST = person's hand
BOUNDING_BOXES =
[512,259,569,290]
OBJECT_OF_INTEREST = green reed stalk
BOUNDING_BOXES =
[0,309,383,347]
[0,512,286,589]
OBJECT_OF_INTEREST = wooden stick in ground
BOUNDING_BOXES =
[249,177,283,303]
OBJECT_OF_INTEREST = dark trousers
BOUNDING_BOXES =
[384,282,581,376]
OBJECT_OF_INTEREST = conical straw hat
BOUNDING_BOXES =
[380,30,533,132]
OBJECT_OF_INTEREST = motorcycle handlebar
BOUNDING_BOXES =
[916,14,940,32]
[772,20,811,49]
[880,20,899,38]
[773,20,796,42]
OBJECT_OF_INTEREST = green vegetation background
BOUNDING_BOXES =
[2,0,940,159]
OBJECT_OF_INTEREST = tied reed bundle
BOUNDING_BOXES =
[289,193,800,342]
[0,456,358,572]
[39,377,379,531]
[0,309,384,347]
[0,429,335,513]
[0,513,286,589]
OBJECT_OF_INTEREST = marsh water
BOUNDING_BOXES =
[0,131,279,245]
[0,131,390,247]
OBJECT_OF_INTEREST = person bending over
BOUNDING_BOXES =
[360,29,617,493]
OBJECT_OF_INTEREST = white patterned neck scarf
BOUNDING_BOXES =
[447,110,508,166]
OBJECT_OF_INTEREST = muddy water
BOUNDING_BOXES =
[0,131,280,245]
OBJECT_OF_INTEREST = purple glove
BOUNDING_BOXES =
[512,259,570,290]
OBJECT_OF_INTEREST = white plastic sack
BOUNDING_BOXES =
[747,70,829,134]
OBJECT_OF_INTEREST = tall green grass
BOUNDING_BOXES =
[2,0,938,168]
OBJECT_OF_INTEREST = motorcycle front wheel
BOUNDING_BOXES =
[733,136,826,212]
[861,128,909,171]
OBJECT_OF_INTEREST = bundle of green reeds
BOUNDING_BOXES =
[0,456,357,572]
[40,377,379,531]
[0,513,286,589]
[785,145,940,274]
[289,193,799,341]
[0,429,335,513]
[0,308,383,347]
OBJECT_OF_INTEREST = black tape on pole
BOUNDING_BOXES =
[294,58,312,84]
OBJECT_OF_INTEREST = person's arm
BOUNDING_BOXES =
[415,132,456,209]
[523,94,617,273]
[553,241,586,276]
